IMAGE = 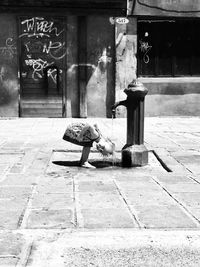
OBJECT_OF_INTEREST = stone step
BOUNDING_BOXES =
[21,102,63,108]
[20,98,63,117]
[21,108,63,117]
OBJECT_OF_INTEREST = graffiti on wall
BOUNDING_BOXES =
[139,40,152,64]
[0,38,17,59]
[20,17,66,84]
[0,35,18,109]
[25,58,54,79]
[24,58,62,83]
[19,17,64,38]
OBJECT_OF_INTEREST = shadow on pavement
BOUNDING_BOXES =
[52,160,121,168]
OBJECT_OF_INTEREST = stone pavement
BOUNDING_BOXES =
[0,117,200,266]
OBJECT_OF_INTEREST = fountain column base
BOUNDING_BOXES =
[122,144,148,167]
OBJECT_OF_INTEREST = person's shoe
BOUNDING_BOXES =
[81,162,96,169]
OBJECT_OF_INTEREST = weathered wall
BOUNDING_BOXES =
[131,0,200,17]
[65,15,116,118]
[115,17,137,118]
[86,16,115,117]
[0,13,117,118]
[141,78,200,116]
[0,14,19,117]
[66,16,79,117]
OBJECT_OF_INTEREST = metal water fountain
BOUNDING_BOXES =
[112,79,148,167]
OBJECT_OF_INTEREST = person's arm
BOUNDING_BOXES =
[89,125,100,140]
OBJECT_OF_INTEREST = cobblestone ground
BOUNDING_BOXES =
[0,117,200,266]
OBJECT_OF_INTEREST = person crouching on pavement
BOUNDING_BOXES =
[63,122,115,169]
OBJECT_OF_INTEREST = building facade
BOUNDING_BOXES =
[1,0,200,117]
[0,0,126,117]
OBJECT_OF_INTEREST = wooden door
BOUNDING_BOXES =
[19,16,66,117]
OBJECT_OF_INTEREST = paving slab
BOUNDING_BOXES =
[173,192,200,207]
[0,174,37,186]
[81,208,137,228]
[123,190,176,206]
[0,153,24,164]
[113,172,154,181]
[0,232,25,256]
[76,180,117,192]
[74,169,116,181]
[77,191,125,209]
[187,208,200,221]
[0,164,9,178]
[31,193,74,210]
[0,210,23,230]
[133,205,198,229]
[115,180,161,191]
[0,198,28,211]
[0,186,32,199]
[171,152,200,175]
[152,149,190,174]
[26,209,75,229]
[155,174,195,184]
[162,183,200,193]
[36,179,73,194]
[0,258,19,266]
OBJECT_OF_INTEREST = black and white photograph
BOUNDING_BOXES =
[0,0,200,266]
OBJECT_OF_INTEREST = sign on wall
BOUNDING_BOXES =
[116,17,129,24]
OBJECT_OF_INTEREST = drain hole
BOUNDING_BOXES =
[90,160,121,168]
[152,150,172,172]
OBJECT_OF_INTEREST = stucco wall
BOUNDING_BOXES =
[0,14,19,117]
[86,16,115,117]
[65,15,115,118]
[131,0,200,18]
[115,17,137,118]
[66,16,79,117]
[141,78,200,116]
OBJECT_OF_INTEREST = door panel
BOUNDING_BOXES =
[19,16,66,117]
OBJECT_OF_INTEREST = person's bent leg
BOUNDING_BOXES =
[80,146,95,168]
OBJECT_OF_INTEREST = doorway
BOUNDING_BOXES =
[18,16,66,117]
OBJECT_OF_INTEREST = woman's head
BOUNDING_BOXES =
[96,137,115,156]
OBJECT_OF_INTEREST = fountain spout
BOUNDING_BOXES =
[111,100,127,117]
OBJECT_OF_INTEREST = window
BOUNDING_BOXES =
[138,19,200,77]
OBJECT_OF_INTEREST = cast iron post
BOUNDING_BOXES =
[112,79,148,167]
